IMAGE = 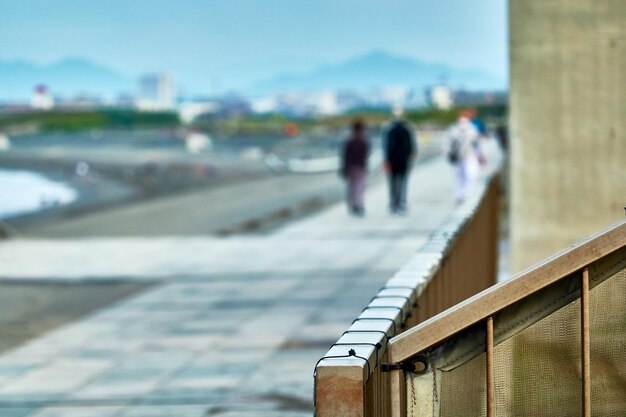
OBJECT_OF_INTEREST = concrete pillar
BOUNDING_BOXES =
[509,0,626,272]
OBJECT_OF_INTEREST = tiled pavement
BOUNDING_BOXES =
[0,154,472,416]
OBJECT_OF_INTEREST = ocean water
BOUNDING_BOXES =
[0,169,77,218]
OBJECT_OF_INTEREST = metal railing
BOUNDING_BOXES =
[314,172,500,417]
[387,220,626,417]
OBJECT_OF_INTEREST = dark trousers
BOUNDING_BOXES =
[388,169,409,210]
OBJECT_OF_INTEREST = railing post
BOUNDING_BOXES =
[315,364,366,417]
[581,267,591,417]
[486,316,495,417]
[390,369,406,417]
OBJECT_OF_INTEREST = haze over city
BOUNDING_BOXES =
[0,0,507,99]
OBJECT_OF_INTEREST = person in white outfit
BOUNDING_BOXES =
[445,111,484,203]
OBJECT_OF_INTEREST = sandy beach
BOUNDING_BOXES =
[0,130,347,237]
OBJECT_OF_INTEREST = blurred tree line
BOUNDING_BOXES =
[0,103,506,136]
[0,110,179,133]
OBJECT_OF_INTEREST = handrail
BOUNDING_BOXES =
[388,218,626,364]
[315,166,501,417]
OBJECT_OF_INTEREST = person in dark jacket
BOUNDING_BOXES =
[341,119,370,216]
[384,112,416,213]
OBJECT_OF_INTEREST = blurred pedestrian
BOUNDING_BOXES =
[467,108,488,138]
[495,124,509,153]
[384,109,416,213]
[446,110,484,203]
[341,119,370,216]
[467,107,489,165]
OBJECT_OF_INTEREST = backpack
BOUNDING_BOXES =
[447,137,460,164]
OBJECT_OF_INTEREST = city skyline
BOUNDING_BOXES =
[0,50,506,102]
[0,0,508,94]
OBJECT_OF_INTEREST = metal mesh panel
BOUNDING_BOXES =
[494,299,582,416]
[407,300,584,417]
[407,260,626,417]
[439,353,486,416]
[404,246,625,417]
[589,266,626,415]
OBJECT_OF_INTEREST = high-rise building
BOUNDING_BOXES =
[428,85,453,109]
[30,85,54,110]
[136,73,176,110]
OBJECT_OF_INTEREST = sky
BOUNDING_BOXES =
[0,0,508,93]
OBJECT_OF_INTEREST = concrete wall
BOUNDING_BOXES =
[510,0,626,272]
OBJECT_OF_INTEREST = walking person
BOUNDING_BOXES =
[341,119,369,216]
[446,110,484,203]
[384,110,416,213]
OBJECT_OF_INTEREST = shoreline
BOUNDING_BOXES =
[0,129,445,238]
[0,167,79,219]
[0,162,139,235]
[0,154,345,238]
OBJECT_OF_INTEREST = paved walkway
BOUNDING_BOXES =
[0,152,475,417]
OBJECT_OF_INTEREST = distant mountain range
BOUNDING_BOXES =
[0,57,133,101]
[252,51,506,94]
[0,51,506,101]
